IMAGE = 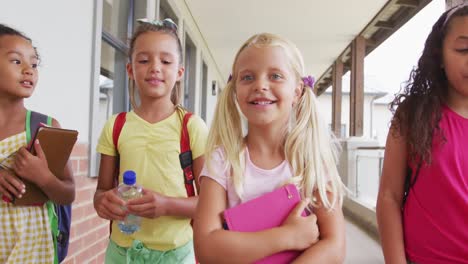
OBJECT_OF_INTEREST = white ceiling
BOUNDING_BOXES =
[183,0,388,82]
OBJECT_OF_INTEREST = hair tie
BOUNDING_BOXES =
[442,2,468,27]
[136,18,178,32]
[227,74,232,82]
[302,76,315,88]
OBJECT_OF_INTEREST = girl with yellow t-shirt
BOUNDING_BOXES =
[94,19,208,264]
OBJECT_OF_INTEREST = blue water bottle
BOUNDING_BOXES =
[117,170,142,234]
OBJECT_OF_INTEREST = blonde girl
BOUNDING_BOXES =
[194,33,346,263]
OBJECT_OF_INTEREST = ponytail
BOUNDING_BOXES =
[285,88,344,209]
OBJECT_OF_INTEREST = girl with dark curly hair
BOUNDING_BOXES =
[376,3,468,264]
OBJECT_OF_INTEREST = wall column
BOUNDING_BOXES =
[350,36,365,136]
[332,59,343,138]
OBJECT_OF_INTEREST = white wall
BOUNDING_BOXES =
[317,93,392,146]
[373,103,393,146]
[170,0,225,126]
[0,0,95,142]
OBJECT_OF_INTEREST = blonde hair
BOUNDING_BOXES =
[206,33,345,209]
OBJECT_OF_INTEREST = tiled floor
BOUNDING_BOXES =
[345,218,384,264]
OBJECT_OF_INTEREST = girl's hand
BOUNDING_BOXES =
[94,189,127,221]
[126,188,168,218]
[12,140,52,186]
[0,169,25,200]
[282,199,319,251]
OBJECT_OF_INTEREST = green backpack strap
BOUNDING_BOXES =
[27,110,57,264]
[26,110,52,142]
[47,201,59,264]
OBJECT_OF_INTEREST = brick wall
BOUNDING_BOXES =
[61,143,109,264]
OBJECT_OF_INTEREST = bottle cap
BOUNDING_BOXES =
[123,170,136,185]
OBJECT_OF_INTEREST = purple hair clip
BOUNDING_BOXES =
[227,74,232,82]
[302,75,315,88]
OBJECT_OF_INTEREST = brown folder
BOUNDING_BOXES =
[13,125,78,206]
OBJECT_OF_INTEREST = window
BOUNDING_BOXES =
[90,0,134,176]
[99,41,127,122]
[184,34,197,112]
[159,1,178,23]
[101,0,133,114]
[201,62,208,121]
[102,0,132,43]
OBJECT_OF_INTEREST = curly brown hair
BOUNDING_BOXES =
[390,5,468,165]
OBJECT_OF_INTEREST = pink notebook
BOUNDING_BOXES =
[223,184,304,264]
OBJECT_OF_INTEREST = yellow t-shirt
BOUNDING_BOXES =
[97,110,208,251]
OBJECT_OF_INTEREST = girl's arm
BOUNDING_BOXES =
[376,127,408,264]
[194,177,318,264]
[12,118,74,204]
[93,154,126,221]
[126,155,205,219]
[291,191,346,264]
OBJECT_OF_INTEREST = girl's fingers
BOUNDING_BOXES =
[0,187,14,201]
[137,209,155,218]
[291,199,310,217]
[1,182,20,199]
[6,183,23,198]
[107,195,128,217]
[130,208,158,219]
[14,147,26,159]
[104,206,126,221]
[0,173,25,198]
[15,147,30,163]
[107,190,126,207]
[112,205,128,218]
[127,203,152,213]
[97,201,126,220]
[33,140,46,159]
[126,194,151,206]
[307,212,317,222]
[12,159,24,174]
[99,207,118,221]
[9,176,25,195]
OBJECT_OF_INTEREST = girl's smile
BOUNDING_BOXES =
[248,97,277,109]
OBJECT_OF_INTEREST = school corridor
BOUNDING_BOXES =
[1,0,454,263]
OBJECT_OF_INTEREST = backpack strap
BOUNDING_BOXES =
[402,162,421,206]
[179,112,195,197]
[108,112,127,236]
[112,112,127,187]
[27,110,59,264]
[26,110,51,143]
[111,111,195,196]
[112,112,127,151]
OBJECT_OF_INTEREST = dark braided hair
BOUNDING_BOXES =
[390,5,468,165]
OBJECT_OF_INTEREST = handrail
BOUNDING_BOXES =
[356,146,385,150]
